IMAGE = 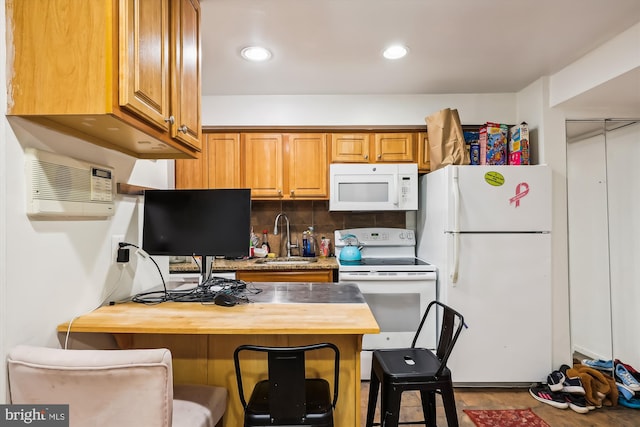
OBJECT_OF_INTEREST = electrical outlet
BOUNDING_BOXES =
[111,234,125,263]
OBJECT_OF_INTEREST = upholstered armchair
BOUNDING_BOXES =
[7,345,227,427]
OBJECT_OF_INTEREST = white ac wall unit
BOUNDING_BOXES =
[25,148,115,217]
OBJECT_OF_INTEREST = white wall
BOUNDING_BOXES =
[516,78,572,369]
[202,93,517,126]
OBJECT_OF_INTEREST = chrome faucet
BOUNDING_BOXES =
[273,212,298,257]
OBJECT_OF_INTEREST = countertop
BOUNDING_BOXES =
[57,283,378,335]
[170,256,339,272]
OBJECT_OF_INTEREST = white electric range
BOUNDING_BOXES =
[334,227,437,380]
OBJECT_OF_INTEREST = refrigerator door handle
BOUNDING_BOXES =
[451,168,460,284]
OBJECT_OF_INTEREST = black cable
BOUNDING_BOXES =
[120,242,169,304]
[117,243,263,305]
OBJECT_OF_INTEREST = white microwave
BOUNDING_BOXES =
[329,163,418,211]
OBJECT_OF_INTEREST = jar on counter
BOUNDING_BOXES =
[319,237,331,257]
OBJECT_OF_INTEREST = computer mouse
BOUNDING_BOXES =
[213,293,236,307]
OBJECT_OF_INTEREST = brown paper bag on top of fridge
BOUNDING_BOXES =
[425,108,470,171]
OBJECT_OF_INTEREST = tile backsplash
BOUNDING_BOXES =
[251,200,406,257]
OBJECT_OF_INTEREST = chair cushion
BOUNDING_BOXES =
[173,384,227,427]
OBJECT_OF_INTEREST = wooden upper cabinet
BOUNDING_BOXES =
[330,134,371,162]
[175,133,240,189]
[417,131,431,173]
[175,144,207,189]
[207,133,241,189]
[331,132,416,163]
[119,0,170,131]
[170,0,202,150]
[242,133,284,198]
[241,133,328,200]
[286,134,328,199]
[6,0,201,159]
[374,132,416,162]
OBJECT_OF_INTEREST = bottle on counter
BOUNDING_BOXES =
[261,229,271,253]
[320,236,330,257]
[302,230,309,257]
[304,226,316,257]
[249,227,259,258]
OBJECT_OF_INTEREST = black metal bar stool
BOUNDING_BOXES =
[366,301,465,427]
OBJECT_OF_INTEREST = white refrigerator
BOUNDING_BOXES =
[416,165,552,385]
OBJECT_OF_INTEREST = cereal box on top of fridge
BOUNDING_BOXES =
[478,125,487,165]
[485,122,508,165]
[508,122,530,165]
[464,130,480,165]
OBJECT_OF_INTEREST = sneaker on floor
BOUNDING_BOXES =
[581,358,613,371]
[616,363,640,391]
[618,394,640,409]
[529,384,569,409]
[564,393,590,414]
[557,363,586,395]
[615,359,640,382]
[617,382,636,401]
[546,370,566,392]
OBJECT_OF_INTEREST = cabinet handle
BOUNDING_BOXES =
[278,189,282,195]
[378,154,382,159]
[364,155,369,160]
[290,190,295,196]
[164,116,175,125]
[178,125,188,133]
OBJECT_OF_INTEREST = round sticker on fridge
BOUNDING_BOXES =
[484,171,505,186]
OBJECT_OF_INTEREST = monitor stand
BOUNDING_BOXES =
[200,255,211,285]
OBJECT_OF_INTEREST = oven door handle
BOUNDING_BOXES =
[339,272,437,281]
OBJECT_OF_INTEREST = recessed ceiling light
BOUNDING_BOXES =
[240,46,272,62]
[383,45,408,60]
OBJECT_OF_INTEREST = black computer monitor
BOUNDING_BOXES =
[142,189,251,280]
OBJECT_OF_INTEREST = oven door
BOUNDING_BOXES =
[338,271,437,379]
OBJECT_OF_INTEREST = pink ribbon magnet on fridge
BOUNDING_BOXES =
[509,182,530,207]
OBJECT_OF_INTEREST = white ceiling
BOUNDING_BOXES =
[200,0,640,112]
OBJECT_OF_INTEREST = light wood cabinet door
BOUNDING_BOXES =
[286,134,328,199]
[207,133,241,188]
[119,0,171,131]
[330,133,371,162]
[242,134,284,198]
[417,131,430,172]
[175,133,241,189]
[170,0,202,150]
[374,132,416,162]
[175,147,206,189]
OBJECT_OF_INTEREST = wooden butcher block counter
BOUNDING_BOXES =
[58,283,379,427]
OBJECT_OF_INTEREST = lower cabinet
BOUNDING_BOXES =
[236,270,335,283]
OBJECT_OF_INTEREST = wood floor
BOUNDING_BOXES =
[360,382,639,427]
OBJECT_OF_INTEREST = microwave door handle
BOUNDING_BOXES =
[394,174,399,206]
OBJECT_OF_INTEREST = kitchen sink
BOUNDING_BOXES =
[254,257,318,265]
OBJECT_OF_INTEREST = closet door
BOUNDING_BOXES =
[605,121,640,363]
[566,123,612,361]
